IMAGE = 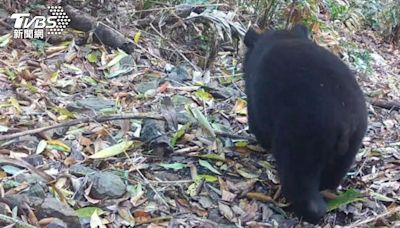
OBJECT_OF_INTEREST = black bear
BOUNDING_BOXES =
[243,25,368,223]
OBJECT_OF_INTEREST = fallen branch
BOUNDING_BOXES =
[0,113,256,142]
[0,113,163,141]
[0,156,54,182]
[369,99,400,111]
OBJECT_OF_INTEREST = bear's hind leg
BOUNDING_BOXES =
[274,145,327,224]
[320,131,365,191]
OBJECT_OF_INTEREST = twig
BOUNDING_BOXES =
[135,168,170,207]
[0,113,256,143]
[0,113,163,141]
[0,156,54,182]
[214,130,256,142]
[135,42,167,63]
[346,206,400,228]
[121,134,170,208]
[369,99,400,111]
[149,23,201,71]
[0,213,38,228]
[130,3,227,14]
[135,216,172,225]
[123,146,171,208]
[149,180,193,184]
[174,146,201,154]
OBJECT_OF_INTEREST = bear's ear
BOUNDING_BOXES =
[292,24,309,39]
[244,27,261,48]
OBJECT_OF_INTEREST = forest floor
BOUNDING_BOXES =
[0,1,399,228]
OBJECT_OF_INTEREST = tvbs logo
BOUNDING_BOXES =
[11,6,70,39]
[12,14,57,29]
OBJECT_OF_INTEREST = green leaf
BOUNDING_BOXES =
[18,82,38,93]
[63,63,83,74]
[327,189,365,211]
[159,162,187,171]
[194,89,213,102]
[134,31,141,44]
[143,0,155,9]
[36,140,47,154]
[196,174,218,182]
[53,107,75,119]
[106,66,134,78]
[81,76,98,86]
[106,49,128,68]
[171,123,191,146]
[370,192,395,202]
[1,165,22,175]
[90,209,103,228]
[185,0,209,4]
[235,140,248,147]
[197,153,225,162]
[5,68,16,80]
[0,102,12,109]
[189,107,216,137]
[66,126,85,136]
[127,183,144,199]
[9,97,21,112]
[258,160,273,170]
[187,182,199,197]
[3,180,19,189]
[50,71,59,82]
[0,34,11,47]
[32,39,45,54]
[90,141,133,159]
[86,51,99,63]
[76,207,103,218]
[47,140,71,153]
[236,168,260,179]
[199,159,221,175]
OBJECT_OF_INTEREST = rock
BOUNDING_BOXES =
[22,154,44,166]
[37,197,80,227]
[1,194,43,209]
[135,80,158,94]
[76,97,115,111]
[17,136,40,151]
[69,149,85,161]
[166,65,190,84]
[89,172,126,199]
[70,164,97,176]
[26,182,46,198]
[15,173,45,185]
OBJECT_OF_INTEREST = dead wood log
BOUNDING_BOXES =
[64,5,136,54]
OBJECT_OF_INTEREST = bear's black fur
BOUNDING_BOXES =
[243,25,367,224]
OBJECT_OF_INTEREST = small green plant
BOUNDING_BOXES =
[341,41,373,74]
[325,0,350,21]
[358,0,400,44]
